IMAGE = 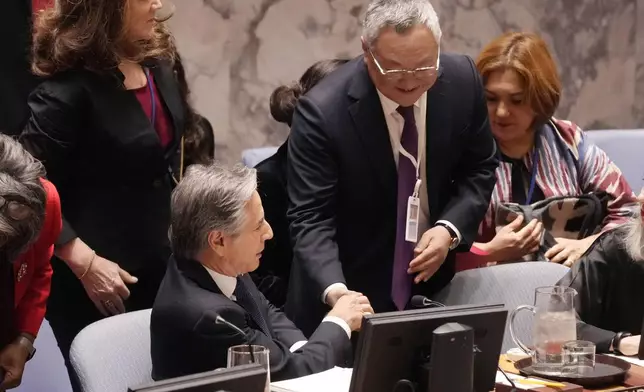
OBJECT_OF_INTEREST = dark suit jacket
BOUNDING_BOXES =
[251,142,291,308]
[286,54,498,335]
[558,231,644,352]
[20,62,184,274]
[151,256,351,381]
[0,0,39,135]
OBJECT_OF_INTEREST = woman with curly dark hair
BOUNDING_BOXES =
[19,1,212,388]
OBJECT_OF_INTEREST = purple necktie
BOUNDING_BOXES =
[392,105,418,311]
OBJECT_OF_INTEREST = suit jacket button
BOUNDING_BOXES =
[152,179,162,188]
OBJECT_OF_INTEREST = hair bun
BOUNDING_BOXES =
[269,82,303,126]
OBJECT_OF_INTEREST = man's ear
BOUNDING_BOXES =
[208,230,225,257]
[361,36,368,52]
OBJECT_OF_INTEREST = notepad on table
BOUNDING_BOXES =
[270,367,352,392]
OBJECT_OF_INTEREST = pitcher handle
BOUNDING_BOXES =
[509,305,536,355]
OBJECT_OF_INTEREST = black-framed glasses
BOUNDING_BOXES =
[0,196,31,221]
[368,49,440,81]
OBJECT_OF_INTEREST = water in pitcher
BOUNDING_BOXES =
[532,311,576,375]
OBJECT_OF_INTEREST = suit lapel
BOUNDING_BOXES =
[347,59,397,192]
[150,62,185,157]
[424,73,450,221]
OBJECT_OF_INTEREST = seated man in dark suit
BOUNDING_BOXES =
[150,162,372,381]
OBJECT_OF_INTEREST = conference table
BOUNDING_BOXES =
[498,355,644,391]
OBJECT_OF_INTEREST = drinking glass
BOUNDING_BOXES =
[227,345,270,392]
[562,340,596,376]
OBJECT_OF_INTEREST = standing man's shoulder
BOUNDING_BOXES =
[439,52,479,79]
[299,56,364,110]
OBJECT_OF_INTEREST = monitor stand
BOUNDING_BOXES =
[391,322,474,392]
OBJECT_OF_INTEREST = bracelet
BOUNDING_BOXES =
[79,251,97,280]
[613,331,633,355]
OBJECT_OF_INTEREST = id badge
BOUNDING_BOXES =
[405,196,420,243]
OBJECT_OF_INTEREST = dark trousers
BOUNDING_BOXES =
[46,258,166,392]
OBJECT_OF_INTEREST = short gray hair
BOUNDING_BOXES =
[169,162,257,260]
[363,0,442,48]
[0,135,46,262]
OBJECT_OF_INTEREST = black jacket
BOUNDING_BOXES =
[151,256,352,381]
[558,230,644,352]
[0,0,39,135]
[251,142,291,308]
[285,54,499,335]
[20,62,185,273]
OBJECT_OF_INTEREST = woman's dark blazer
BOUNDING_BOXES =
[251,142,292,308]
[20,61,185,274]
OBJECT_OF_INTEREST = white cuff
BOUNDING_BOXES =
[289,340,308,352]
[322,316,351,339]
[435,220,462,245]
[321,283,348,304]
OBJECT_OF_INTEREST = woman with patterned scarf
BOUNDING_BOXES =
[456,32,637,271]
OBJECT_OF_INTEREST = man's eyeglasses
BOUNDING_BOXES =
[369,49,440,81]
[0,196,31,221]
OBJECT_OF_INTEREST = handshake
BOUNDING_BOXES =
[326,288,374,332]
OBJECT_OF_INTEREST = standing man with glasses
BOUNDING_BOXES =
[285,0,499,336]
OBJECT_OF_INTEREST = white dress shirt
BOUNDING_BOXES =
[321,90,462,304]
[203,266,351,350]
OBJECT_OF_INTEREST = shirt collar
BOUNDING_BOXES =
[202,266,237,299]
[376,90,427,116]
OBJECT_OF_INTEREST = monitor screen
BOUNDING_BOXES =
[128,363,267,392]
[349,304,507,392]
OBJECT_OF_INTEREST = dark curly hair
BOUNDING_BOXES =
[269,59,349,126]
[31,0,176,76]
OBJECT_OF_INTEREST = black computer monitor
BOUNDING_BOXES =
[128,363,267,392]
[349,304,507,392]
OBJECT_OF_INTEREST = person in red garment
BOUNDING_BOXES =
[0,134,61,390]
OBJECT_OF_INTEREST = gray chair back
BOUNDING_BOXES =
[241,146,279,168]
[586,129,644,191]
[69,309,153,392]
[433,262,570,352]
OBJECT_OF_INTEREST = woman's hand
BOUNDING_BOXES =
[0,337,31,390]
[80,255,138,316]
[485,215,543,263]
[55,238,137,316]
[545,235,597,267]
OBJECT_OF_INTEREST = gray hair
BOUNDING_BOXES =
[0,134,46,262]
[169,162,257,260]
[620,209,644,261]
[362,0,442,48]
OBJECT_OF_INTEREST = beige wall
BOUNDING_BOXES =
[169,0,644,163]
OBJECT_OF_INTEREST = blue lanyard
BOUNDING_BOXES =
[525,148,539,205]
[144,68,156,129]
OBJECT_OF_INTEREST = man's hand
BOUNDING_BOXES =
[617,335,640,356]
[327,292,373,331]
[0,338,30,390]
[408,226,452,284]
[545,235,597,267]
[325,287,349,307]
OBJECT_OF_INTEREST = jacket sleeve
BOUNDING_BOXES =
[20,80,84,245]
[558,235,617,353]
[286,97,345,299]
[15,179,62,336]
[192,304,350,382]
[436,56,499,248]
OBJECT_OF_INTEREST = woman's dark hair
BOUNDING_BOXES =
[0,135,46,262]
[173,53,214,166]
[32,0,175,76]
[270,59,349,126]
